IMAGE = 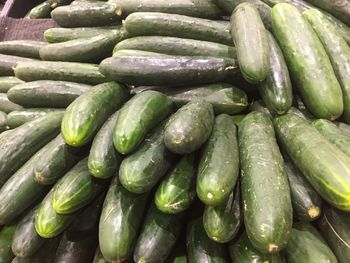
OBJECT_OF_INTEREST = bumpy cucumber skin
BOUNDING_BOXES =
[0,76,24,93]
[0,93,23,113]
[0,54,34,76]
[0,223,17,263]
[0,41,46,59]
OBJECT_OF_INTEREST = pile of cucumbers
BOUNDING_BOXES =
[0,0,349,262]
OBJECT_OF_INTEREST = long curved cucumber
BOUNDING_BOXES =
[0,41,46,59]
[0,76,24,93]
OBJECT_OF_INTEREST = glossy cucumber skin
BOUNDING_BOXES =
[25,0,52,19]
[0,54,34,76]
[230,2,269,83]
[7,109,64,128]
[88,111,121,179]
[271,3,343,120]
[155,154,196,214]
[62,82,129,147]
[0,111,7,133]
[0,223,17,263]
[239,111,292,253]
[164,101,215,154]
[114,90,172,154]
[0,41,46,59]
[0,93,23,113]
[99,176,149,262]
[197,114,239,206]
[274,114,350,211]
[303,9,350,124]
[0,76,24,93]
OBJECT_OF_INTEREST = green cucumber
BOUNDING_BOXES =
[0,223,17,263]
[14,61,110,85]
[274,114,350,211]
[335,121,350,137]
[100,51,238,86]
[113,37,236,58]
[186,216,227,263]
[7,80,91,108]
[0,77,24,93]
[287,106,315,122]
[88,111,121,179]
[164,101,215,154]
[250,100,273,118]
[271,3,343,120]
[0,54,34,76]
[7,109,64,128]
[0,41,46,59]
[51,2,122,27]
[230,2,269,84]
[0,112,63,186]
[119,124,175,194]
[124,12,232,45]
[25,0,52,19]
[284,160,322,221]
[258,31,292,115]
[93,246,108,263]
[133,204,184,263]
[0,111,7,133]
[0,94,23,113]
[113,90,172,154]
[239,111,292,253]
[155,154,196,214]
[62,82,128,147]
[99,176,149,262]
[303,9,350,123]
[197,114,239,206]
[232,114,245,125]
[325,13,350,45]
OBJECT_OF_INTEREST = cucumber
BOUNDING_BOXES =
[0,94,23,113]
[88,111,121,179]
[62,82,128,147]
[250,100,273,118]
[0,111,7,133]
[133,204,184,263]
[114,90,172,154]
[203,183,241,243]
[0,54,34,76]
[303,9,350,124]
[186,216,227,263]
[7,109,64,128]
[155,154,196,214]
[7,80,91,108]
[0,223,16,263]
[271,3,343,120]
[11,207,44,257]
[124,12,232,45]
[197,114,239,206]
[164,101,215,154]
[239,111,292,253]
[274,114,350,211]
[51,2,122,27]
[0,112,63,186]
[325,13,350,45]
[119,124,175,194]
[335,121,350,137]
[0,41,46,59]
[100,51,238,86]
[230,2,269,84]
[0,77,24,93]
[25,0,52,19]
[288,106,315,122]
[232,114,245,125]
[312,119,350,157]
[14,61,110,85]
[318,204,350,263]
[99,176,149,262]
[284,160,322,221]
[258,31,292,115]
[93,247,108,263]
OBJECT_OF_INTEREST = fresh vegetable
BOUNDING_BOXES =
[7,109,64,128]
[0,41,46,59]
[0,111,7,133]
[0,54,34,76]
[0,223,17,263]
[0,93,23,113]
[0,76,24,93]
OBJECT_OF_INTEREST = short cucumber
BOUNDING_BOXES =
[7,80,91,108]
[0,41,46,59]
[93,246,108,263]
[0,223,17,263]
[62,82,129,147]
[155,154,196,214]
[197,114,239,206]
[0,111,7,133]
[113,90,172,154]
[0,77,24,93]
[164,101,215,154]
[0,54,34,76]
[0,93,23,113]
[25,0,52,19]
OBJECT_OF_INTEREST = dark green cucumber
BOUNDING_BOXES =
[124,12,232,45]
[0,77,24,93]
[228,231,285,263]
[0,112,63,186]
[318,204,350,263]
[197,114,239,206]
[164,101,214,154]
[0,111,7,133]
[99,176,149,262]
[100,51,238,86]
[133,204,184,263]
[203,183,241,243]
[51,2,122,27]
[7,108,64,128]
[0,54,34,76]
[0,41,46,59]
[258,31,292,115]
[155,154,196,214]
[284,161,322,221]
[313,119,350,157]
[119,124,175,194]
[274,114,350,211]
[271,3,343,120]
[62,82,128,147]
[114,90,172,154]
[303,9,350,124]
[7,80,91,108]
[93,246,108,263]
[186,216,227,263]
[230,2,269,84]
[239,111,292,253]
[25,0,52,19]
[14,61,110,85]
[88,111,121,179]
[11,207,44,257]
[0,93,23,113]
[0,223,16,263]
